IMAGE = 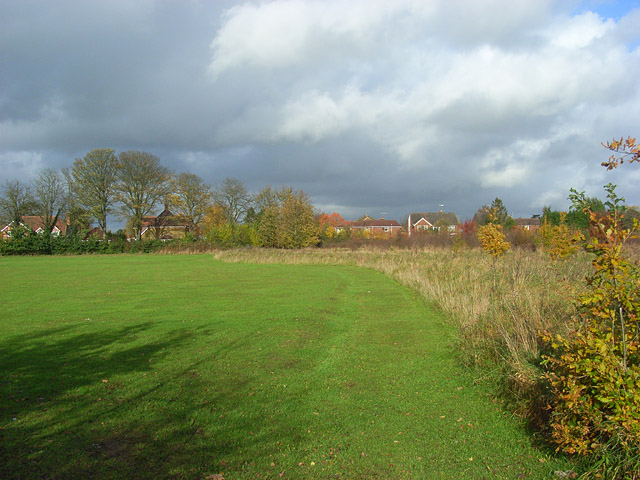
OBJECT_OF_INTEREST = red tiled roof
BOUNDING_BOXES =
[515,217,541,226]
[141,208,190,228]
[9,216,68,235]
[337,219,402,228]
[85,227,105,239]
[409,212,458,226]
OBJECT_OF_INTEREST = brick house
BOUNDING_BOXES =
[335,217,403,235]
[408,212,459,235]
[514,217,541,233]
[140,207,191,240]
[1,216,68,239]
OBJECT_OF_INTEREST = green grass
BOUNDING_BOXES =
[0,255,572,479]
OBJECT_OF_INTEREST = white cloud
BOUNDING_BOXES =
[275,90,353,142]
[0,151,45,181]
[207,0,637,170]
[479,138,552,188]
[481,163,530,188]
[273,86,393,142]
[208,0,404,78]
[548,11,615,48]
[533,190,564,209]
[208,0,553,79]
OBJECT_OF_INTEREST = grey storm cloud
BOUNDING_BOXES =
[1,0,639,222]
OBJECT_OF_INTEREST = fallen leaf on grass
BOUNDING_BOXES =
[554,471,577,479]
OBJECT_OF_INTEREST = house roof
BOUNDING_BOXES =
[514,217,541,226]
[85,227,105,239]
[409,212,458,226]
[2,216,68,235]
[141,208,190,228]
[337,219,402,228]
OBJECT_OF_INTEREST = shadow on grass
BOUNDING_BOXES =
[0,323,303,479]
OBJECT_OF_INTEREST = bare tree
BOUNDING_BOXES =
[33,168,67,234]
[170,172,213,232]
[253,184,290,213]
[0,179,36,225]
[71,148,118,233]
[62,168,92,236]
[213,177,251,226]
[115,151,171,241]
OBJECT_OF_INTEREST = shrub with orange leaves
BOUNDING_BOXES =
[601,136,639,170]
[542,140,640,478]
[477,222,510,257]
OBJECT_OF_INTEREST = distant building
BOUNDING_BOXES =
[407,212,459,235]
[514,217,541,233]
[1,216,68,239]
[335,218,403,235]
[140,206,190,240]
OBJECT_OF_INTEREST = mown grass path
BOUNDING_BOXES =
[0,255,571,479]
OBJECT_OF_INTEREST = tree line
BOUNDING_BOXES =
[0,149,320,248]
[3,148,639,253]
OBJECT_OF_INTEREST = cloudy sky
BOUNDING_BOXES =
[1,0,639,222]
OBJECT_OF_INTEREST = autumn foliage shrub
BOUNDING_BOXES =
[542,184,640,478]
[536,213,579,260]
[507,226,535,250]
[477,222,510,257]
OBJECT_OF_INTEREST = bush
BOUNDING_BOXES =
[0,228,166,256]
[536,215,579,260]
[507,227,536,250]
[0,226,52,255]
[542,184,640,478]
[477,223,510,257]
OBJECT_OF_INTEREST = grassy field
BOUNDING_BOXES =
[0,255,573,479]
[214,247,589,366]
[212,248,593,433]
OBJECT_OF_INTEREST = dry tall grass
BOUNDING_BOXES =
[212,246,592,415]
